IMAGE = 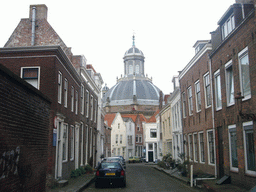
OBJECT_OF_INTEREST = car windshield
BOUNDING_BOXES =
[100,162,121,169]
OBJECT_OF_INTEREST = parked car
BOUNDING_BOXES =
[128,156,141,163]
[95,161,126,188]
[102,157,126,169]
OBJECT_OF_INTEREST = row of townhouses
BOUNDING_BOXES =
[158,0,256,189]
[0,4,106,190]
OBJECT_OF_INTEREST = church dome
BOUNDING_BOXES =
[124,46,144,57]
[103,78,160,107]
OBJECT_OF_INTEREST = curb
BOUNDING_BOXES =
[78,176,96,192]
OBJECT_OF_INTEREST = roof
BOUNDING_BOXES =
[147,110,159,123]
[104,113,117,127]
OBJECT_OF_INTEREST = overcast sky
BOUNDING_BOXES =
[0,0,236,94]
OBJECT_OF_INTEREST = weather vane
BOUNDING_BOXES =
[132,30,135,46]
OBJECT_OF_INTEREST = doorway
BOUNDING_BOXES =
[148,151,153,162]
[217,126,224,178]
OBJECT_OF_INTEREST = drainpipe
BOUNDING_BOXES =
[31,6,36,46]
[208,54,217,179]
[241,3,245,19]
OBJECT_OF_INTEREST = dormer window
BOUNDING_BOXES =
[222,14,235,40]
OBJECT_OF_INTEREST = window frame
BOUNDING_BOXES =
[214,70,222,111]
[21,66,40,89]
[187,86,193,116]
[207,129,215,165]
[228,124,238,172]
[71,86,74,112]
[204,72,211,108]
[193,133,198,162]
[238,47,251,101]
[198,131,205,163]
[81,84,84,115]
[188,134,193,161]
[243,121,256,176]
[70,125,74,161]
[222,14,235,40]
[225,60,235,106]
[58,71,62,104]
[64,79,68,108]
[195,80,201,112]
[150,129,157,138]
[182,92,186,118]
[62,123,68,162]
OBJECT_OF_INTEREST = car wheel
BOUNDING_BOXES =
[123,180,126,187]
[95,182,100,188]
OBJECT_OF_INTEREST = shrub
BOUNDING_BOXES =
[157,161,167,169]
[70,170,79,178]
[84,164,93,173]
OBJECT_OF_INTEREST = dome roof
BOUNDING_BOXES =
[103,78,160,107]
[124,46,144,57]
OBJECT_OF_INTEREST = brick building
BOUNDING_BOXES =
[0,4,100,188]
[179,40,215,176]
[0,63,51,191]
[210,0,256,189]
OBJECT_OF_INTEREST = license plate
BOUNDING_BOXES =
[106,173,115,176]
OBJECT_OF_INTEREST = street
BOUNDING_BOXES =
[85,164,200,192]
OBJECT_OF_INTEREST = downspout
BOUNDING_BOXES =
[208,54,217,179]
[31,6,36,46]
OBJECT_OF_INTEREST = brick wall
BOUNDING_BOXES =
[0,63,51,191]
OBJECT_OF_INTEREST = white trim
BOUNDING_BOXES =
[198,131,205,164]
[203,72,212,109]
[193,132,198,163]
[188,134,193,162]
[214,70,222,111]
[207,129,215,166]
[225,60,235,107]
[20,66,41,90]
[194,80,201,113]
[228,124,238,172]
[243,121,256,176]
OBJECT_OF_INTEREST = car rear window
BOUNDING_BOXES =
[100,162,121,169]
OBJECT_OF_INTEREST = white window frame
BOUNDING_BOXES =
[86,90,89,118]
[62,123,68,162]
[214,70,222,111]
[193,133,198,162]
[94,99,97,123]
[222,14,235,40]
[116,134,118,144]
[70,125,74,161]
[120,134,123,144]
[90,95,93,121]
[80,123,84,166]
[195,80,201,112]
[238,47,251,101]
[150,129,157,138]
[243,121,256,176]
[225,60,235,106]
[228,124,238,172]
[71,86,74,112]
[198,131,205,163]
[81,85,84,115]
[58,71,62,104]
[187,86,193,115]
[182,92,186,118]
[75,90,78,115]
[207,129,215,165]
[21,66,40,89]
[204,72,211,108]
[64,79,68,108]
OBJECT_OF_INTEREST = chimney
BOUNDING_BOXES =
[29,4,48,20]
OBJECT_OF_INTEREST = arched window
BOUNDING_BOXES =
[136,65,140,74]
[129,65,133,75]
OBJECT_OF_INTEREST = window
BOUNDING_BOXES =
[195,81,201,112]
[243,121,256,175]
[63,124,68,162]
[148,143,153,150]
[188,134,193,161]
[150,129,157,138]
[129,65,133,75]
[71,86,74,112]
[199,132,205,163]
[90,95,93,120]
[207,130,215,165]
[168,117,171,134]
[214,70,222,110]
[58,72,62,104]
[204,73,211,108]
[118,123,120,129]
[94,99,97,122]
[75,90,78,115]
[239,47,251,100]
[118,148,120,156]
[64,79,68,108]
[193,133,198,162]
[139,135,142,143]
[120,135,122,144]
[228,125,238,171]
[184,135,187,159]
[222,14,235,40]
[81,85,84,114]
[116,134,118,144]
[136,65,139,74]
[188,86,193,115]
[182,92,186,118]
[128,135,132,145]
[137,125,140,131]
[136,135,138,142]
[80,123,84,166]
[70,125,74,160]
[163,122,165,136]
[85,125,89,164]
[225,61,234,106]
[21,67,40,89]
[86,90,89,117]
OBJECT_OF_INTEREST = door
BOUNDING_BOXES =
[148,151,153,162]
[56,121,63,179]
[218,126,224,178]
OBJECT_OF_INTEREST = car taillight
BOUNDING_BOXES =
[121,170,125,176]
[96,171,100,176]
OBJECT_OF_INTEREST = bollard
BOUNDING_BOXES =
[190,165,193,187]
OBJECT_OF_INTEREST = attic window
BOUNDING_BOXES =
[222,14,235,40]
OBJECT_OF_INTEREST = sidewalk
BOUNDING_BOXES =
[47,173,95,192]
[151,165,249,192]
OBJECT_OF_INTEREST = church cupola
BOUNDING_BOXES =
[123,35,145,77]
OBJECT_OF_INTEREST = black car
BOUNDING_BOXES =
[95,161,126,188]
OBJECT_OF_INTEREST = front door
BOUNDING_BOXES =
[148,151,153,162]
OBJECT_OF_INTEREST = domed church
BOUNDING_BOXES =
[102,35,162,117]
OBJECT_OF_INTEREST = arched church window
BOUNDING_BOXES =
[136,65,140,74]
[129,65,133,75]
